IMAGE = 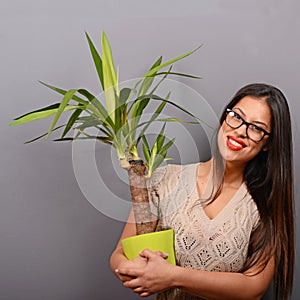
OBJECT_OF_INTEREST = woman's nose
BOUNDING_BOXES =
[234,123,248,138]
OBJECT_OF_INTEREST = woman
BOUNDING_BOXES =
[110,83,294,300]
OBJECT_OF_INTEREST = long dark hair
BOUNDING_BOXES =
[216,83,294,299]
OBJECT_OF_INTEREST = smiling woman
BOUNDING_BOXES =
[225,108,271,142]
[218,95,272,163]
[110,83,295,300]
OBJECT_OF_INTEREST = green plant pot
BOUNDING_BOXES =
[121,229,176,265]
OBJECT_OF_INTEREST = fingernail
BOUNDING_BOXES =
[163,252,169,257]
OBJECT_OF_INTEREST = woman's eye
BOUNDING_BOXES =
[251,125,263,133]
[233,113,242,120]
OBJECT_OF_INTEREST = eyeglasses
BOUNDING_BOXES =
[225,108,271,142]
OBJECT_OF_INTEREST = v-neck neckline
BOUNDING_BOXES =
[193,162,246,223]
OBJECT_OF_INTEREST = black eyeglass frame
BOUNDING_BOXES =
[225,108,271,142]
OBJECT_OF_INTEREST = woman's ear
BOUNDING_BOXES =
[262,139,270,151]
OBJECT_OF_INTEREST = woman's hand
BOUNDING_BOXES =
[115,256,148,282]
[117,249,176,297]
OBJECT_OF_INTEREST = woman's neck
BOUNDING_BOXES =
[223,162,245,188]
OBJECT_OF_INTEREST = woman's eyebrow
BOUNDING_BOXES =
[233,107,246,117]
[233,107,269,129]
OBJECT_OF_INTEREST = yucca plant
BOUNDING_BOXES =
[10,31,202,235]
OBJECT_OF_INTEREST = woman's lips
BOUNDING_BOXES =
[226,136,246,151]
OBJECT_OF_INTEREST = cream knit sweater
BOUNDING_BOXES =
[147,163,260,300]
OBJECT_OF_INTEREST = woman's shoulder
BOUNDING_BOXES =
[147,163,200,209]
[160,162,200,179]
[147,162,199,190]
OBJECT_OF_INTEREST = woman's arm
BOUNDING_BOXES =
[110,209,167,285]
[119,249,274,300]
[172,256,274,300]
[110,209,150,283]
[110,209,137,274]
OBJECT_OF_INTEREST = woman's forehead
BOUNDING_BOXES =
[233,96,271,127]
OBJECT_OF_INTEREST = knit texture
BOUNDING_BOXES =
[147,163,260,300]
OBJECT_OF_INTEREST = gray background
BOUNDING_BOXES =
[1,0,299,299]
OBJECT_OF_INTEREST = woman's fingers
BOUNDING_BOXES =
[139,291,151,297]
[139,248,169,259]
[117,267,144,278]
[154,250,169,259]
[116,273,133,282]
[132,286,151,297]
[133,286,146,293]
[123,277,141,289]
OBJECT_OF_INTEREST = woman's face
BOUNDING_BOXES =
[218,96,272,167]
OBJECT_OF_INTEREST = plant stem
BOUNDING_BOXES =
[128,160,158,235]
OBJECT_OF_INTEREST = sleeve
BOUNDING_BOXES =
[147,164,187,218]
[252,207,261,231]
[147,165,168,209]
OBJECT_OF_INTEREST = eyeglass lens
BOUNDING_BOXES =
[226,110,266,142]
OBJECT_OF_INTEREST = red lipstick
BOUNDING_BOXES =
[226,136,246,151]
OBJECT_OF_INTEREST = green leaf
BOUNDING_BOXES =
[24,125,66,144]
[11,32,204,176]
[151,138,175,175]
[158,138,175,157]
[155,71,202,79]
[75,114,113,138]
[9,105,80,126]
[114,87,131,134]
[131,97,150,120]
[138,93,212,128]
[77,89,114,129]
[122,119,131,144]
[129,97,150,145]
[99,126,114,138]
[47,89,77,138]
[61,108,82,138]
[141,134,150,151]
[57,126,114,145]
[53,137,74,141]
[39,81,88,105]
[119,87,131,106]
[97,136,114,145]
[75,119,113,140]
[85,32,104,90]
[12,103,61,120]
[146,66,173,97]
[144,125,168,176]
[151,155,165,175]
[138,56,162,96]
[153,117,198,124]
[101,32,118,89]
[76,115,103,129]
[136,93,169,144]
[150,141,158,163]
[142,137,151,163]
[156,124,166,150]
[53,136,112,143]
[143,45,202,78]
[113,133,126,159]
[101,31,119,122]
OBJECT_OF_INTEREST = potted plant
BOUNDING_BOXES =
[9,31,201,263]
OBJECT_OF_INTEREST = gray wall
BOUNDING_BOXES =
[1,0,299,299]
